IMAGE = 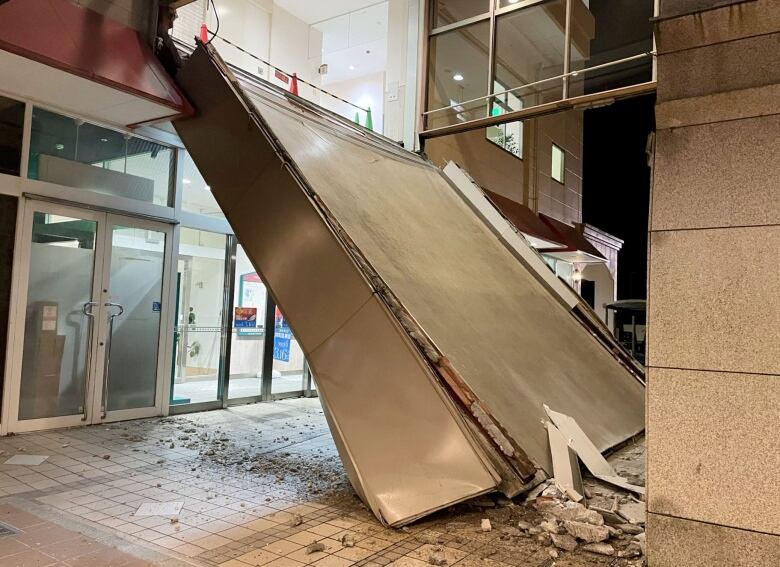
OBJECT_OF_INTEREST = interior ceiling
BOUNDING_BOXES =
[274,0,384,25]
[314,2,388,85]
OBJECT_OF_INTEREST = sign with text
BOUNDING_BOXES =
[273,307,291,362]
[234,307,257,328]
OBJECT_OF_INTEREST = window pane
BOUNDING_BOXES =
[180,151,225,218]
[228,245,266,399]
[172,228,226,405]
[433,0,490,28]
[569,0,654,96]
[487,80,524,157]
[552,144,565,183]
[494,0,566,109]
[426,21,491,128]
[271,308,304,396]
[28,107,173,206]
[0,95,25,176]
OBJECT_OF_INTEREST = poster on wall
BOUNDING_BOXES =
[237,272,265,336]
[273,307,291,362]
[234,307,257,328]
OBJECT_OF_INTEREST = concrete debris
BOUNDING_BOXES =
[340,534,355,548]
[618,500,646,525]
[305,541,326,554]
[562,520,611,543]
[480,519,492,532]
[547,548,558,559]
[634,532,647,555]
[517,520,533,531]
[550,533,578,552]
[580,542,615,556]
[588,506,623,526]
[539,520,562,535]
[289,513,303,527]
[617,523,644,535]
[618,542,643,558]
[428,549,448,566]
[536,501,604,526]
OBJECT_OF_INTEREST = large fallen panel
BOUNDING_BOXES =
[173,46,500,527]
[173,44,645,524]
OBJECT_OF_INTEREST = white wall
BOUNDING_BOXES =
[269,5,322,102]
[320,73,385,133]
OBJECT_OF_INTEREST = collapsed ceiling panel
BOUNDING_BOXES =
[173,44,644,526]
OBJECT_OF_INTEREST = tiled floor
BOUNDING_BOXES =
[0,399,643,567]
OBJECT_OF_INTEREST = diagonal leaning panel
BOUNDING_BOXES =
[173,46,500,527]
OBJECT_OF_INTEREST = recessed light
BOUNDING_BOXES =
[349,65,355,70]
[100,138,108,142]
[55,143,64,150]
[453,73,464,81]
[182,178,191,184]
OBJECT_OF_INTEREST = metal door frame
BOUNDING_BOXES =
[1,199,172,433]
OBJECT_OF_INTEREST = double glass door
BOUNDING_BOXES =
[8,201,171,431]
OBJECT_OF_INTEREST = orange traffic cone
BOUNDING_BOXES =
[199,23,208,43]
[290,73,299,96]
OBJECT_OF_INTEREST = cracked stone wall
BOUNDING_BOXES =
[647,0,780,565]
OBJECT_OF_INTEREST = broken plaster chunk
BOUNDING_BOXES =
[581,542,615,556]
[618,542,643,558]
[539,520,562,535]
[550,533,578,552]
[562,520,611,543]
[617,523,644,535]
[289,513,303,527]
[480,519,492,532]
[341,533,355,548]
[306,541,326,555]
[428,549,448,566]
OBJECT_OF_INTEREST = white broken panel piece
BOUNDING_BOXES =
[544,405,645,496]
[4,455,49,466]
[546,422,584,501]
[135,501,184,517]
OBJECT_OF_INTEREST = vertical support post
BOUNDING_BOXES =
[219,235,237,408]
[562,0,572,100]
[260,293,276,401]
[486,0,497,120]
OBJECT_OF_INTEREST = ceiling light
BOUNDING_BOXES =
[100,138,108,142]
[508,0,520,4]
[55,144,64,150]
[204,185,211,191]
[182,178,191,184]
[349,65,355,70]
[453,73,464,81]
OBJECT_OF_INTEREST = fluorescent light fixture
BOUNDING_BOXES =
[100,138,108,142]
[182,178,192,184]
[55,143,64,150]
[453,73,464,81]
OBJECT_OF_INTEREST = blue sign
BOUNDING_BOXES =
[152,301,162,312]
[273,308,292,362]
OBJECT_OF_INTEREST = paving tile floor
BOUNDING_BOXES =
[0,399,644,567]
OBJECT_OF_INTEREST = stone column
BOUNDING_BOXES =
[647,1,780,564]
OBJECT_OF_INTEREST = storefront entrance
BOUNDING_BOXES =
[3,199,172,432]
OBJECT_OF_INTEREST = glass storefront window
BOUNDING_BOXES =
[180,151,225,218]
[487,80,524,157]
[0,95,25,177]
[271,308,305,396]
[569,0,654,96]
[426,21,491,128]
[228,245,266,399]
[172,228,226,405]
[494,0,566,109]
[28,107,173,206]
[433,0,491,29]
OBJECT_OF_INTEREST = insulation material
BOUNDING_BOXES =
[173,44,645,525]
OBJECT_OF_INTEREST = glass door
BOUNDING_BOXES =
[9,201,171,431]
[92,217,170,422]
[15,204,104,429]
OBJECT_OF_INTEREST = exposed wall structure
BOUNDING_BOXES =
[647,0,780,564]
[72,0,157,37]
[425,110,584,225]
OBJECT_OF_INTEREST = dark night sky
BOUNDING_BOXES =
[582,94,655,299]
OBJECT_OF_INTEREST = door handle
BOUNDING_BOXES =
[100,302,124,418]
[81,301,98,421]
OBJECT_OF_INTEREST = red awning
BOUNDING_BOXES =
[483,190,565,249]
[538,213,606,261]
[0,0,191,125]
